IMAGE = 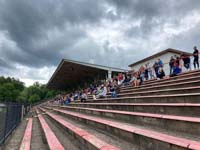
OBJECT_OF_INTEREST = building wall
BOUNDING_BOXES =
[130,52,182,76]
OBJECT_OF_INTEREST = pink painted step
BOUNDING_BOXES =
[45,107,200,149]
[19,118,33,150]
[41,108,119,150]
[60,106,200,123]
[37,109,65,150]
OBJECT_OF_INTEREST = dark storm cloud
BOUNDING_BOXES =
[109,0,200,38]
[0,0,200,84]
[0,0,105,67]
[169,22,200,52]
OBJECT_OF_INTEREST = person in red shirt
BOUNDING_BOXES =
[117,73,124,85]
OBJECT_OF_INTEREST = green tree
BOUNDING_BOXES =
[0,76,59,103]
[29,94,40,103]
[0,76,25,102]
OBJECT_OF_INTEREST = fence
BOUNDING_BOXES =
[0,102,30,145]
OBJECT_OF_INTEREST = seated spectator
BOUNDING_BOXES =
[170,66,182,77]
[73,91,79,101]
[80,90,87,102]
[122,72,131,86]
[170,56,182,77]
[113,75,118,83]
[134,71,142,87]
[130,72,136,85]
[96,84,107,99]
[110,84,117,98]
[117,73,124,85]
[106,80,112,92]
[64,95,71,105]
[157,67,165,79]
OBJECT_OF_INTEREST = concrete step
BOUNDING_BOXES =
[3,117,29,150]
[121,75,200,91]
[53,105,200,138]
[36,109,80,150]
[97,86,200,98]
[19,118,33,150]
[144,69,200,85]
[67,103,200,117]
[38,107,120,150]
[36,109,65,150]
[42,107,200,150]
[30,113,49,150]
[43,109,139,150]
[124,70,200,89]
[79,93,200,103]
[120,79,200,93]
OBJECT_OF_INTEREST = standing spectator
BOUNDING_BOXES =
[193,46,199,69]
[147,63,154,79]
[181,54,191,71]
[169,56,175,75]
[153,61,159,78]
[144,63,149,80]
[139,66,145,81]
[175,56,180,68]
[158,59,164,68]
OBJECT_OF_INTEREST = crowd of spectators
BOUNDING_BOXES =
[129,46,199,82]
[53,46,199,105]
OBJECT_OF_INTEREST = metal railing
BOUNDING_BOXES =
[0,102,30,144]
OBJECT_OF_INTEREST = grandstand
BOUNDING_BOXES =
[47,58,127,90]
[2,56,200,150]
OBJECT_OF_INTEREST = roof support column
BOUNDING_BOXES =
[108,69,112,80]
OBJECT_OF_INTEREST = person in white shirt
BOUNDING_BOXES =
[96,84,107,99]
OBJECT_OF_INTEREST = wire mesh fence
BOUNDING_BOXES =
[0,102,30,144]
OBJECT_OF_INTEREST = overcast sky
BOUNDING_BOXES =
[0,0,200,86]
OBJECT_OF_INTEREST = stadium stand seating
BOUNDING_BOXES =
[7,69,200,149]
[19,118,33,150]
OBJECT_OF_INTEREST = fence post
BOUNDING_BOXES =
[21,104,24,121]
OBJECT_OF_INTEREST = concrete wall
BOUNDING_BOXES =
[130,52,193,76]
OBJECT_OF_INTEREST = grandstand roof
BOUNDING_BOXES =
[129,48,192,67]
[47,59,127,90]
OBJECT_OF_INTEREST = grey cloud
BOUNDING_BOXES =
[0,0,105,68]
[0,0,200,84]
[169,22,200,52]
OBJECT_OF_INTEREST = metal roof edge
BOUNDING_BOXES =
[128,48,192,67]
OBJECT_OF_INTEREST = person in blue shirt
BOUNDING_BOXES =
[170,66,182,77]
[153,61,159,78]
[158,59,164,68]
[64,95,71,105]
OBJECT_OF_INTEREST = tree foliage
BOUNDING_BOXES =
[0,76,58,104]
